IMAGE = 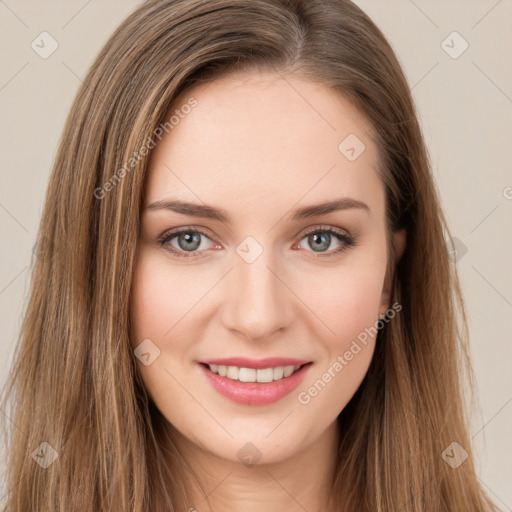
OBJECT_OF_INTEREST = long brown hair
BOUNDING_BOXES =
[0,0,498,510]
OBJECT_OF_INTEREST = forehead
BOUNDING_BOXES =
[144,71,384,225]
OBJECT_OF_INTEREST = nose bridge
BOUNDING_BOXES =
[221,240,292,339]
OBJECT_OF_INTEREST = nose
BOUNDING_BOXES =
[221,248,294,341]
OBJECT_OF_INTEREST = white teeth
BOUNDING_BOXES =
[207,363,304,382]
[273,366,284,380]
[239,368,256,382]
[283,365,295,377]
[226,366,239,380]
[256,368,274,383]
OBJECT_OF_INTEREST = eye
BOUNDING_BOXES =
[157,225,357,259]
[158,228,219,259]
[294,225,357,257]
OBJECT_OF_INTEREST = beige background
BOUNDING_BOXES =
[0,0,511,508]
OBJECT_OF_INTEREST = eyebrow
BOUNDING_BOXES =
[144,197,370,223]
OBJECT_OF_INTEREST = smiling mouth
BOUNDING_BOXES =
[201,362,311,383]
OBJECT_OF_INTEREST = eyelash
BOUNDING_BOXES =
[157,225,357,260]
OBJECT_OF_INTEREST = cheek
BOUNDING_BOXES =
[130,252,210,345]
[331,270,383,342]
[294,260,386,347]
[291,253,386,413]
[296,268,383,416]
[129,253,204,417]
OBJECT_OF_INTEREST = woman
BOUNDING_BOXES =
[0,0,499,510]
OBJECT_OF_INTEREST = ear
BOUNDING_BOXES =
[392,227,407,263]
[378,228,406,318]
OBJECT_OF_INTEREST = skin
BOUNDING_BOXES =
[130,70,406,512]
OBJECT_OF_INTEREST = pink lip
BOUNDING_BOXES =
[200,357,310,369]
[198,361,313,406]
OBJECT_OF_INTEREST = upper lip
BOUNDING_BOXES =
[199,357,312,369]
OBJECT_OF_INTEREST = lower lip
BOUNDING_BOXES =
[199,363,312,405]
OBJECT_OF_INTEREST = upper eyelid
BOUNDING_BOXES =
[161,224,350,240]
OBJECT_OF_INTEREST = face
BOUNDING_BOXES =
[130,70,404,466]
